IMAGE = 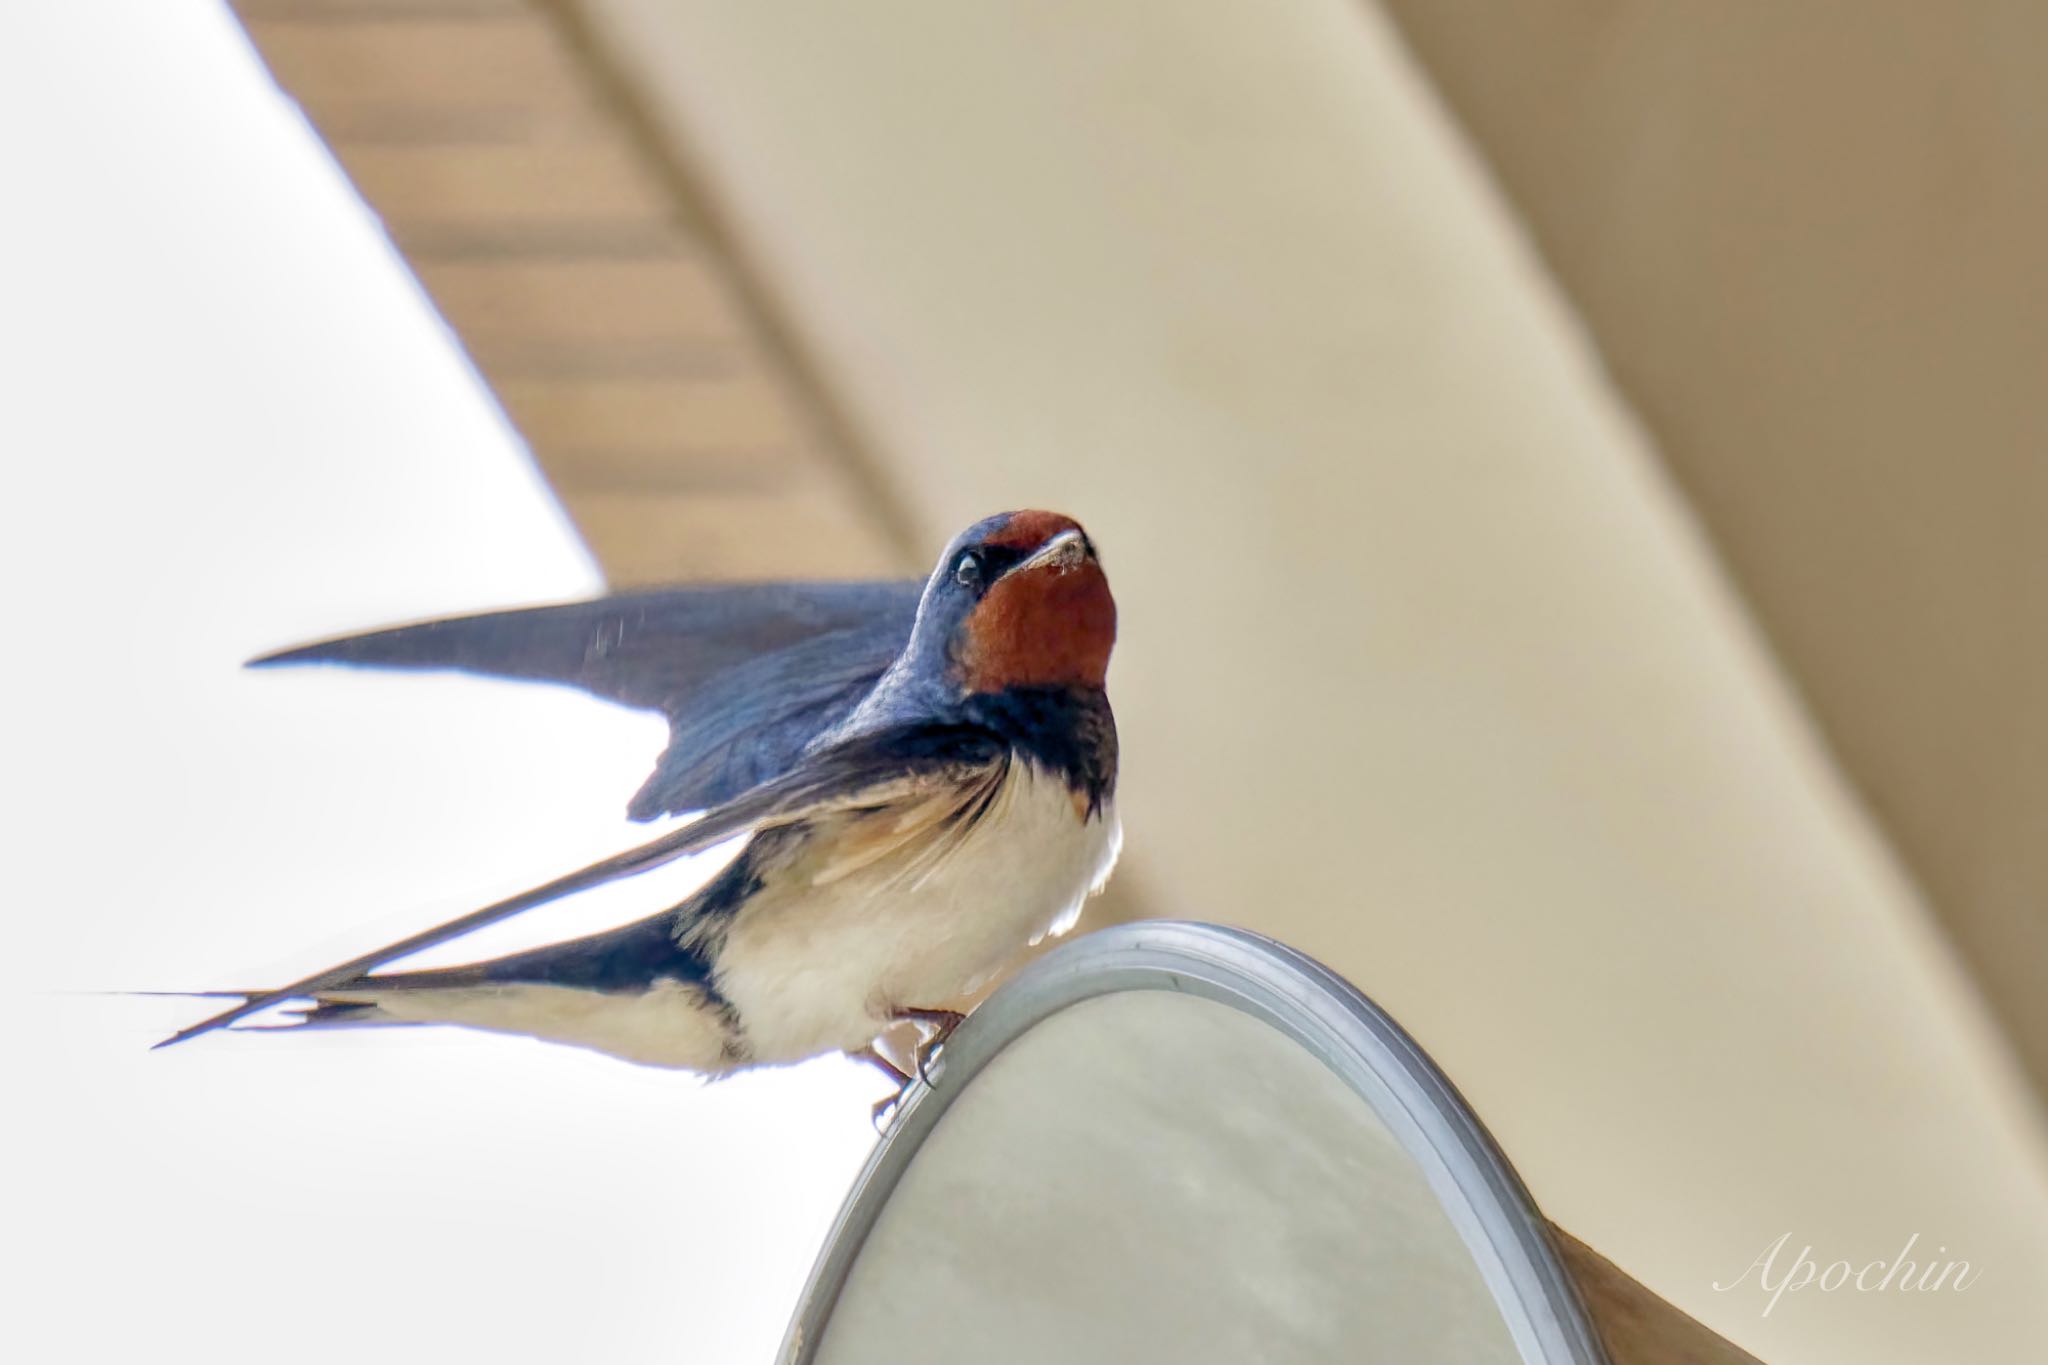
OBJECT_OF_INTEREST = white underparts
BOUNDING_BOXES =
[713,760,1119,1066]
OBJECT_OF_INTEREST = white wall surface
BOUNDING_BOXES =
[0,7,877,1361]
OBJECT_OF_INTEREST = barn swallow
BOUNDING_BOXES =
[158,511,1119,1091]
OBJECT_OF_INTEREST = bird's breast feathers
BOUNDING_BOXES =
[711,755,1120,1066]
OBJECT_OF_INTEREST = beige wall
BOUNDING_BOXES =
[572,2,2048,1361]
[1379,0,2048,1102]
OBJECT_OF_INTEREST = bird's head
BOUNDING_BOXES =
[909,510,1115,698]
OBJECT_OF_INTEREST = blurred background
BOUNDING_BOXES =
[4,2,2044,1362]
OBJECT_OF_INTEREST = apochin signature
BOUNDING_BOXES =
[1713,1232,1979,1315]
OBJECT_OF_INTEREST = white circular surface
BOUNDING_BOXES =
[815,990,1521,1364]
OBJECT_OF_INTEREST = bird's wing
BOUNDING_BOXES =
[156,722,1006,1050]
[251,580,924,818]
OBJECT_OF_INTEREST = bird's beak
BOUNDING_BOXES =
[1015,527,1090,576]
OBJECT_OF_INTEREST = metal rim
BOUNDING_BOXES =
[779,920,1609,1365]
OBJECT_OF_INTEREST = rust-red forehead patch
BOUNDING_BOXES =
[983,509,1083,553]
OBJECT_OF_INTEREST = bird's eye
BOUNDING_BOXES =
[954,550,984,590]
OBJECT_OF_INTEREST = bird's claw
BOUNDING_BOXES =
[912,1031,951,1085]
[893,1006,966,1087]
[854,1040,917,1133]
[860,1009,968,1131]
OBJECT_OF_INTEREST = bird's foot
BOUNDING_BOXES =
[891,1006,968,1085]
[893,1006,968,1035]
[852,1043,916,1133]
[856,1012,966,1130]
